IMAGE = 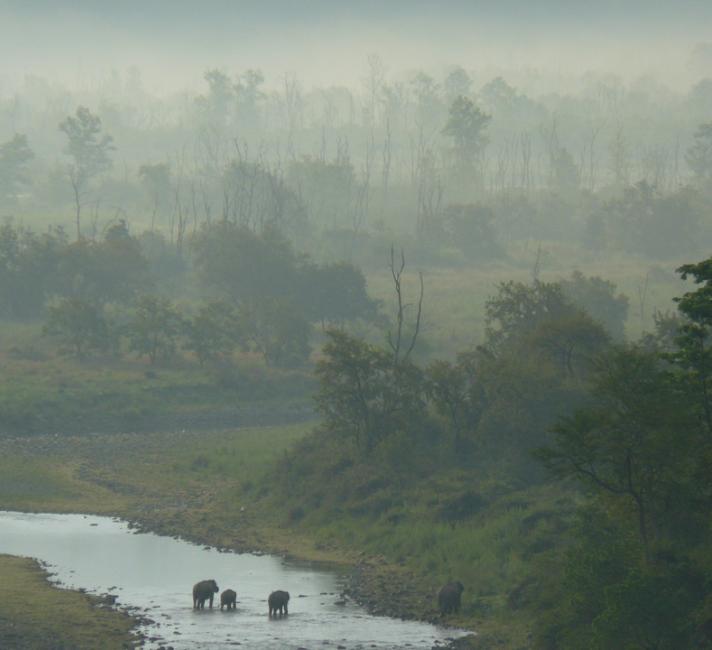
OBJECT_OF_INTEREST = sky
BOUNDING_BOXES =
[1,1,711,94]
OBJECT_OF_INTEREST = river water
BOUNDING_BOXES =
[0,511,468,649]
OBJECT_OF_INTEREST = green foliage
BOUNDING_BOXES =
[535,254,712,648]
[241,297,312,367]
[538,347,695,554]
[315,329,425,453]
[600,182,702,257]
[441,203,503,261]
[58,106,114,187]
[0,221,67,319]
[686,122,712,184]
[560,270,629,340]
[484,279,577,354]
[43,297,108,359]
[287,156,355,229]
[425,351,487,453]
[58,106,115,237]
[184,300,244,366]
[127,295,183,364]
[0,133,34,202]
[191,221,299,303]
[299,261,381,326]
[58,220,150,304]
[191,220,381,329]
[442,95,491,171]
[0,220,148,318]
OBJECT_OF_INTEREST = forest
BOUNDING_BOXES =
[2,15,712,648]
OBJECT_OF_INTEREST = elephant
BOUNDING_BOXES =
[438,581,464,615]
[268,590,290,616]
[192,579,219,609]
[220,588,237,610]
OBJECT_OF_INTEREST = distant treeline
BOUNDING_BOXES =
[0,219,380,367]
[3,65,712,269]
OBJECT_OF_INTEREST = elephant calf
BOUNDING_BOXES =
[438,581,464,615]
[268,590,290,616]
[193,579,219,609]
[220,588,237,610]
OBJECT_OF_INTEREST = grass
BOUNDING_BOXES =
[0,424,571,647]
[0,554,137,649]
[0,327,315,436]
[365,245,691,359]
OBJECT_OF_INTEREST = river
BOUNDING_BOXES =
[0,511,469,649]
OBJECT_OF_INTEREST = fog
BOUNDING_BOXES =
[2,4,712,648]
[2,0,711,92]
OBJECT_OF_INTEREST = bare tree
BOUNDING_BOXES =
[387,246,424,364]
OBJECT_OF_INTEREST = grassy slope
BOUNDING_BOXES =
[0,323,314,436]
[0,425,573,648]
[0,555,137,650]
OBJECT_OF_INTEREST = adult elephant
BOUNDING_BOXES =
[193,579,219,609]
[438,581,464,615]
[268,590,290,616]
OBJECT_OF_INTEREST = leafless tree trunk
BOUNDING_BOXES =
[387,246,424,365]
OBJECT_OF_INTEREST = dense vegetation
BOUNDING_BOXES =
[267,257,712,648]
[3,55,712,648]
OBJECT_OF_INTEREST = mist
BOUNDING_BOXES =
[2,3,712,650]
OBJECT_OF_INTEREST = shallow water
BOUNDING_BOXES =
[0,511,467,649]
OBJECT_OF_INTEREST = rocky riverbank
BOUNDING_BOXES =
[0,427,485,648]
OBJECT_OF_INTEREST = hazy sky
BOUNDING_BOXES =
[1,1,711,93]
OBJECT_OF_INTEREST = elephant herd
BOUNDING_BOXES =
[192,579,289,615]
[193,578,464,618]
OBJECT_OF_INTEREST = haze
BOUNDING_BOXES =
[2,1,711,93]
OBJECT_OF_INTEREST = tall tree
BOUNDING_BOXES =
[442,96,491,180]
[59,107,115,241]
[0,134,34,202]
[686,122,712,186]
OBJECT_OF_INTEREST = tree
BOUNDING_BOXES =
[56,220,150,305]
[43,297,108,359]
[127,295,183,364]
[0,134,34,202]
[138,163,172,230]
[526,311,609,377]
[184,300,243,366]
[602,182,701,258]
[443,66,472,104]
[442,203,503,261]
[560,271,629,341]
[673,257,712,436]
[315,329,425,454]
[537,346,694,559]
[234,68,265,128]
[0,222,67,319]
[442,96,491,176]
[426,350,487,453]
[197,69,234,129]
[686,122,712,186]
[484,280,576,355]
[191,221,298,304]
[299,261,381,327]
[387,246,423,365]
[241,298,312,367]
[59,106,115,240]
